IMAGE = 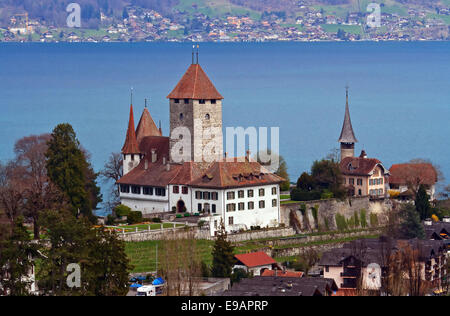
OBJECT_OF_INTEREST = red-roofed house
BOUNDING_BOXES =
[117,60,284,236]
[389,163,438,200]
[234,252,281,276]
[337,88,389,197]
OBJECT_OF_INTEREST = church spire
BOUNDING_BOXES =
[122,104,140,154]
[338,86,358,144]
[136,99,161,145]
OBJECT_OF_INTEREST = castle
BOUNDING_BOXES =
[117,58,284,236]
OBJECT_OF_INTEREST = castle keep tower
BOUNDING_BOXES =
[167,61,224,163]
[338,87,358,161]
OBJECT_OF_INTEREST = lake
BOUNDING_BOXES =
[0,42,449,211]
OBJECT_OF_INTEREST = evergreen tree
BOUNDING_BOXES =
[398,204,425,239]
[45,124,101,222]
[0,217,38,296]
[38,210,131,296]
[211,221,235,278]
[415,184,431,220]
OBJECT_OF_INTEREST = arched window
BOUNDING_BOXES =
[205,113,210,120]
[179,113,184,120]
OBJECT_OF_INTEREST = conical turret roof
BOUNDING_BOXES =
[122,104,140,154]
[338,89,358,144]
[136,107,162,145]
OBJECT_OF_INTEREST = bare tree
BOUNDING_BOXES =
[0,161,26,225]
[14,134,67,239]
[159,230,202,296]
[100,152,123,209]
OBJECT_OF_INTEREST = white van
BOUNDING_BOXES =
[136,285,156,296]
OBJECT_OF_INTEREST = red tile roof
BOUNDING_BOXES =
[389,163,437,186]
[235,252,277,268]
[340,155,388,177]
[189,159,284,189]
[261,270,303,278]
[167,64,223,100]
[122,105,140,154]
[136,107,162,146]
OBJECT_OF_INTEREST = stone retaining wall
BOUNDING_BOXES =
[280,196,392,233]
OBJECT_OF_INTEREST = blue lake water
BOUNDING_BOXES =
[0,42,449,209]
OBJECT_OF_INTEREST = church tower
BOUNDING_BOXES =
[167,58,223,164]
[122,104,142,175]
[338,87,358,161]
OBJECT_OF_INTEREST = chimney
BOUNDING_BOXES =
[443,217,450,223]
[151,149,157,163]
[144,160,148,170]
[246,150,250,162]
[424,218,433,226]
[360,150,367,159]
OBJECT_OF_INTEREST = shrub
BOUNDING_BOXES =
[347,216,355,229]
[299,203,307,216]
[176,214,183,219]
[184,213,190,217]
[370,213,378,227]
[291,188,321,201]
[321,190,334,200]
[324,217,329,231]
[198,220,206,228]
[311,205,319,228]
[114,204,131,218]
[127,211,143,224]
[335,213,347,231]
[360,209,367,228]
[105,214,116,225]
[151,217,162,223]
[354,211,360,228]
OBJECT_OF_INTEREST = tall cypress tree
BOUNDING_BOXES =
[415,184,431,221]
[211,222,235,278]
[45,124,101,222]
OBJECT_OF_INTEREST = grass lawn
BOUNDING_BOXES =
[321,24,363,35]
[280,194,291,200]
[427,14,450,25]
[175,0,261,20]
[125,230,381,273]
[107,223,185,233]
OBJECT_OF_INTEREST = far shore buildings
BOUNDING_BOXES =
[117,59,284,235]
[338,88,390,198]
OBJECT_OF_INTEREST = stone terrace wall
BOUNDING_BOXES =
[280,196,392,232]
[118,226,295,242]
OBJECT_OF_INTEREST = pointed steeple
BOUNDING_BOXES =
[167,63,223,100]
[338,86,358,144]
[136,103,162,145]
[122,104,140,154]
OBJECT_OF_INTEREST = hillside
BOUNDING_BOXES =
[1,0,449,26]
[0,0,448,42]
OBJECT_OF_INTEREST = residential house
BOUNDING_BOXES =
[234,252,281,276]
[338,88,390,197]
[389,163,438,200]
